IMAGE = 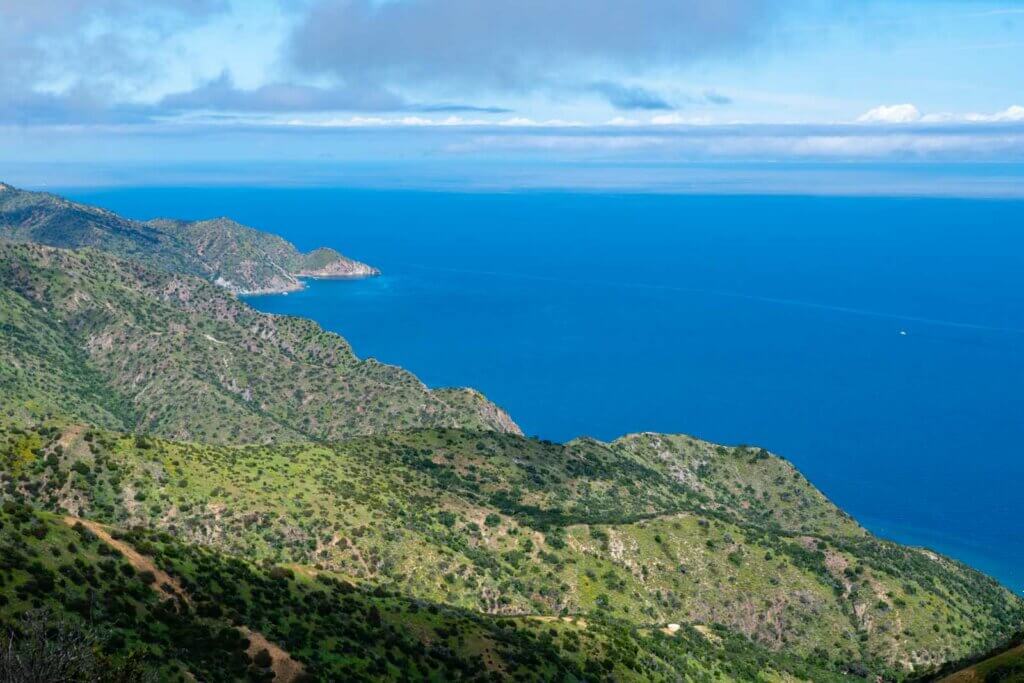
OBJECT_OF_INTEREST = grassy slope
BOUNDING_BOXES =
[0,503,848,682]
[5,423,1020,680]
[0,242,518,442]
[936,644,1024,683]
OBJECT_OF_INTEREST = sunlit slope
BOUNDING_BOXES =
[5,422,1020,679]
[0,502,861,681]
[0,242,518,442]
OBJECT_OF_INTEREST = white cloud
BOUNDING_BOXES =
[964,105,1024,122]
[860,104,1024,125]
[650,113,716,125]
[497,117,584,127]
[857,104,922,124]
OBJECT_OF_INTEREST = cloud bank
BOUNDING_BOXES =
[858,104,922,124]
[160,71,407,113]
[289,0,774,88]
[0,0,228,123]
[858,104,1024,125]
[1,0,1022,175]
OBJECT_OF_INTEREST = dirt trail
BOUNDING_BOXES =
[56,425,86,451]
[62,516,303,682]
[65,516,190,604]
[241,628,305,682]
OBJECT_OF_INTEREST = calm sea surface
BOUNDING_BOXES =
[63,188,1024,594]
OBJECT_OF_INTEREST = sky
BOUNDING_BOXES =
[2,0,1024,189]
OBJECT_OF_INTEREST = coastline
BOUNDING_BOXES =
[858,514,1024,596]
[235,268,381,297]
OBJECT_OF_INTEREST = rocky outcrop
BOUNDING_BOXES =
[292,246,381,284]
[433,387,523,435]
[297,256,380,280]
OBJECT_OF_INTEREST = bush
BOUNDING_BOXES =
[252,648,273,668]
[0,608,100,681]
[268,566,294,581]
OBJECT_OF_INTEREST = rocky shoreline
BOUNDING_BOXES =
[234,265,381,296]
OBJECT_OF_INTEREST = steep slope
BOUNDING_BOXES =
[6,422,1020,680]
[0,503,850,682]
[149,217,379,294]
[935,643,1024,683]
[0,183,376,294]
[0,242,517,442]
[0,183,199,276]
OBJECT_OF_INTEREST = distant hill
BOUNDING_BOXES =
[0,183,378,294]
[0,242,515,442]
[148,217,379,293]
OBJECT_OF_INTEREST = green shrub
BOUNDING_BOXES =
[252,648,273,668]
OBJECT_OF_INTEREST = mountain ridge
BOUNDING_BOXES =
[0,182,378,294]
[0,241,517,441]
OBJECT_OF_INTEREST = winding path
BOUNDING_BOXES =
[63,516,303,682]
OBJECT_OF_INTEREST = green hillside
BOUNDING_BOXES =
[0,187,1021,681]
[0,502,864,682]
[0,183,376,294]
[148,217,379,293]
[0,242,518,442]
[935,643,1024,683]
[3,422,1021,680]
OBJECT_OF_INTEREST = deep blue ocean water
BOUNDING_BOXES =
[61,188,1024,594]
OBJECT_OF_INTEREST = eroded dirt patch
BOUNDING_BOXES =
[62,516,304,682]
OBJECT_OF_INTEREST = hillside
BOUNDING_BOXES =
[0,183,377,294]
[936,644,1024,683]
[0,188,1022,681]
[3,422,1021,680]
[0,501,868,682]
[0,242,517,442]
[148,217,379,294]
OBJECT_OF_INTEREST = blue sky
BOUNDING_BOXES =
[2,0,1024,186]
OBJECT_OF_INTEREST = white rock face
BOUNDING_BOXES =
[298,257,380,279]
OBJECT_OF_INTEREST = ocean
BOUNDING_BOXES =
[61,187,1024,594]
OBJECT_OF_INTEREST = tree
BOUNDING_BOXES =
[0,608,98,682]
[252,648,273,668]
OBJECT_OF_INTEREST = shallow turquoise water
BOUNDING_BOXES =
[64,188,1024,594]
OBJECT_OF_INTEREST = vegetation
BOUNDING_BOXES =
[923,640,1024,683]
[147,217,379,293]
[0,242,518,442]
[0,503,858,681]
[0,183,376,295]
[3,422,1021,680]
[0,186,1021,680]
